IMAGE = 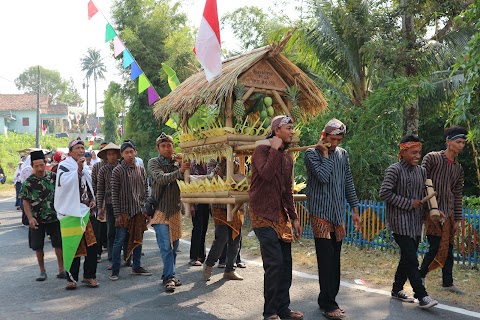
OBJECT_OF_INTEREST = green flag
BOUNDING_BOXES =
[105,23,116,43]
[138,74,150,93]
[60,213,90,271]
[161,63,180,91]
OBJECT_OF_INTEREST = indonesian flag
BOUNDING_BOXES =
[93,127,97,137]
[194,0,222,82]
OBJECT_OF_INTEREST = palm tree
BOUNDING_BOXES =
[80,48,107,116]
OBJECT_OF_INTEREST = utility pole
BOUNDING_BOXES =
[35,65,40,148]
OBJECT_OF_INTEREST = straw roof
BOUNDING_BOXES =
[153,42,327,125]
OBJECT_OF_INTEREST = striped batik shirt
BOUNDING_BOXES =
[96,162,118,207]
[147,155,183,217]
[111,161,148,218]
[379,160,426,238]
[91,161,105,197]
[304,147,359,225]
[422,150,464,221]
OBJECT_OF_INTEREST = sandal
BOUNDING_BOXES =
[322,309,345,319]
[164,279,175,293]
[189,260,202,266]
[264,316,280,320]
[279,310,304,319]
[81,278,99,288]
[236,262,246,268]
[66,281,77,290]
[171,277,182,286]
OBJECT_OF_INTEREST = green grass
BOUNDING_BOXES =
[0,132,70,181]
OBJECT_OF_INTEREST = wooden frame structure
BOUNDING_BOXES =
[153,35,327,220]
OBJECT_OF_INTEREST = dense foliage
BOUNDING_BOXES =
[111,0,196,161]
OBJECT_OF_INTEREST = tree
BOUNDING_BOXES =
[102,82,123,143]
[80,48,107,116]
[111,0,196,160]
[221,6,272,51]
[450,0,480,190]
[59,78,83,106]
[15,66,72,104]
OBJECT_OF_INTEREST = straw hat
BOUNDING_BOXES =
[97,143,121,160]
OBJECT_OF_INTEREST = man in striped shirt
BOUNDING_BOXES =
[419,126,466,294]
[148,133,190,293]
[304,118,360,319]
[95,143,125,269]
[379,135,438,309]
[110,140,152,280]
[91,141,108,263]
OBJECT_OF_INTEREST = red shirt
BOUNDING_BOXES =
[248,145,297,222]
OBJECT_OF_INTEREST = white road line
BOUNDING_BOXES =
[0,196,15,202]
[174,238,480,319]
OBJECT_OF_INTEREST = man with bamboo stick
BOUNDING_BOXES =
[419,126,466,294]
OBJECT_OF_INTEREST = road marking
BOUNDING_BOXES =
[0,196,15,202]
[175,238,480,319]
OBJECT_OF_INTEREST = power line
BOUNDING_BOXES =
[0,75,15,83]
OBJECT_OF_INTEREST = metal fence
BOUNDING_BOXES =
[245,200,479,268]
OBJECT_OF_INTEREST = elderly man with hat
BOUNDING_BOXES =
[148,133,190,292]
[96,142,127,268]
[110,140,152,280]
[54,139,98,289]
[21,150,66,281]
[249,115,303,320]
[304,118,361,319]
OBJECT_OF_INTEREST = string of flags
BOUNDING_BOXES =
[87,0,160,105]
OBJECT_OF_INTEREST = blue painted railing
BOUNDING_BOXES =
[244,200,479,268]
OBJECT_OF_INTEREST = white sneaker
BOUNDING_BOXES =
[419,296,438,309]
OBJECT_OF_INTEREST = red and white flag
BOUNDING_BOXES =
[93,127,97,137]
[194,0,222,82]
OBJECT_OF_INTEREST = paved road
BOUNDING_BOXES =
[0,195,479,320]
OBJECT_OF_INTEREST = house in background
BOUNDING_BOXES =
[0,94,69,134]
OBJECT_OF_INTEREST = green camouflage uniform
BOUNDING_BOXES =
[20,171,57,223]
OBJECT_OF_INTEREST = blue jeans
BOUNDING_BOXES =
[111,227,141,273]
[152,224,179,280]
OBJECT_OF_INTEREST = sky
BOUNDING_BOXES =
[0,0,294,114]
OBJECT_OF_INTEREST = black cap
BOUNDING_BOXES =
[30,150,45,161]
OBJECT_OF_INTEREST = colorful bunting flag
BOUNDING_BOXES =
[105,23,116,42]
[194,0,222,81]
[148,86,160,105]
[113,36,126,57]
[138,74,150,93]
[87,1,161,106]
[123,50,134,68]
[88,0,98,20]
[130,62,142,81]
[60,214,90,271]
[161,63,180,91]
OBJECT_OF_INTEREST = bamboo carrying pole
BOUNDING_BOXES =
[183,165,191,217]
[425,179,440,221]
[234,142,330,152]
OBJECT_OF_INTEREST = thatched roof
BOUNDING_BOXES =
[153,42,327,125]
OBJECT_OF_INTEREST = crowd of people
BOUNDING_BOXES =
[12,114,467,320]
